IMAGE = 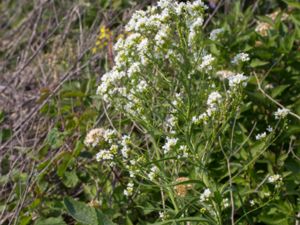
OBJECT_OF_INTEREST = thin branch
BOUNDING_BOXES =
[254,73,300,121]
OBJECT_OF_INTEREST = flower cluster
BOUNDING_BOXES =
[268,174,282,183]
[255,10,289,36]
[255,132,266,140]
[209,28,224,41]
[231,53,250,64]
[200,188,212,202]
[124,182,134,196]
[148,166,159,181]
[274,108,289,119]
[162,137,178,154]
[84,128,106,147]
[268,174,283,189]
[192,91,223,125]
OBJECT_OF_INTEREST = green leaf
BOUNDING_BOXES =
[283,0,300,9]
[64,197,98,225]
[64,197,115,225]
[149,217,210,225]
[62,171,79,188]
[46,128,64,149]
[57,153,73,177]
[250,59,269,67]
[34,217,66,225]
[271,85,290,98]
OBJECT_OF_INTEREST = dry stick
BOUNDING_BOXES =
[203,0,224,29]
[287,137,300,161]
[0,52,99,153]
[254,73,300,121]
[0,5,76,95]
[10,162,36,225]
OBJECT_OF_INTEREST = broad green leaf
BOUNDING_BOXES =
[149,216,210,225]
[250,59,269,67]
[64,197,116,225]
[57,153,73,177]
[271,85,290,98]
[64,197,98,225]
[62,171,79,188]
[34,217,66,225]
[283,0,300,9]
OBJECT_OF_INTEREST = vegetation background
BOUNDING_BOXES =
[0,0,299,224]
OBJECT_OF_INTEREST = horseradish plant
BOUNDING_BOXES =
[85,0,289,223]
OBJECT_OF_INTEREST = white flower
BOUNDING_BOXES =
[166,114,177,129]
[128,62,141,77]
[192,113,208,125]
[124,182,134,196]
[274,108,289,119]
[216,70,235,80]
[162,137,178,154]
[268,174,282,183]
[178,145,189,158]
[121,146,130,158]
[249,200,255,206]
[266,125,273,132]
[103,129,118,143]
[207,91,222,108]
[137,38,149,54]
[157,0,172,9]
[96,150,114,161]
[255,132,267,140]
[206,107,217,116]
[222,198,230,208]
[227,73,248,88]
[159,211,165,220]
[148,166,159,181]
[200,188,212,202]
[84,128,105,147]
[209,28,224,40]
[199,54,215,71]
[155,25,171,46]
[231,53,250,64]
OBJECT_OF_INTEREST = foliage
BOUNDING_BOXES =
[0,0,300,225]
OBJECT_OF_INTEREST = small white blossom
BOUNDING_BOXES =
[128,62,141,77]
[249,200,255,206]
[148,166,159,181]
[199,54,215,71]
[200,188,212,202]
[268,174,282,183]
[137,80,148,92]
[84,128,105,147]
[227,73,248,88]
[103,129,118,143]
[96,150,114,161]
[256,132,267,140]
[274,108,289,119]
[159,211,165,220]
[216,70,235,80]
[192,113,208,125]
[209,28,224,40]
[222,198,230,208]
[231,53,250,64]
[162,137,178,154]
[207,91,222,108]
[266,125,273,132]
[178,145,189,158]
[124,182,134,196]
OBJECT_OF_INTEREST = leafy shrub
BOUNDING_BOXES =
[83,0,300,224]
